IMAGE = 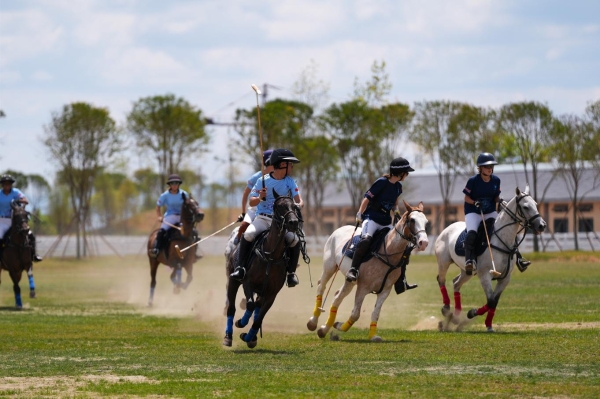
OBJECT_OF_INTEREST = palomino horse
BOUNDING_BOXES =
[308,201,429,341]
[435,186,546,332]
[0,202,35,308]
[223,192,300,348]
[147,193,204,306]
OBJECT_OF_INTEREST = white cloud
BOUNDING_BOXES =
[32,70,53,81]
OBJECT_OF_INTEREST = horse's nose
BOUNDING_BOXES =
[418,234,429,251]
[289,219,299,231]
[537,221,547,232]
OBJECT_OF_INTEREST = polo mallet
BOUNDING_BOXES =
[175,220,239,259]
[251,84,266,199]
[479,207,502,277]
[319,221,360,312]
[162,220,181,231]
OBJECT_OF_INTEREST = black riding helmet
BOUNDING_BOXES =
[0,174,16,184]
[263,149,273,167]
[166,174,183,184]
[269,148,300,169]
[389,157,414,176]
[476,152,498,167]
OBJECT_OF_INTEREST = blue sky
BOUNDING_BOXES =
[1,0,599,184]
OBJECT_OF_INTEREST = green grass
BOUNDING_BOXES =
[0,254,598,398]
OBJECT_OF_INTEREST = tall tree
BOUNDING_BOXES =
[44,102,121,258]
[127,94,209,180]
[409,101,473,230]
[548,114,599,250]
[133,168,163,210]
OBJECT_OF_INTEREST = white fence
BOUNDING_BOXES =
[37,232,599,258]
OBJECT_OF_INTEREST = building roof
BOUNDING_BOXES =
[322,164,600,207]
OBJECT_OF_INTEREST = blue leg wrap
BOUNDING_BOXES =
[15,294,22,308]
[176,268,182,284]
[253,307,261,322]
[239,309,252,327]
[28,275,35,290]
[244,328,259,342]
[226,316,234,335]
[149,286,155,300]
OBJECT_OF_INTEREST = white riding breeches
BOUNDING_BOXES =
[466,211,497,232]
[243,214,299,247]
[161,214,181,231]
[360,218,392,239]
[0,218,10,239]
[243,206,257,224]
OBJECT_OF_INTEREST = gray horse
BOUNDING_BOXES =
[435,186,547,332]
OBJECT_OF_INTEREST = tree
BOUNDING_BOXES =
[127,94,209,180]
[409,101,474,230]
[292,59,331,113]
[133,168,163,210]
[44,102,121,258]
[548,114,600,250]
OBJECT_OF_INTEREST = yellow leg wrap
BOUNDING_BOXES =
[368,322,378,339]
[340,318,354,332]
[325,306,338,327]
[313,295,323,317]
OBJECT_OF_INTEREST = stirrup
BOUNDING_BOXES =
[286,272,299,287]
[346,268,359,282]
[33,255,42,262]
[516,258,531,272]
[230,266,246,281]
[465,260,476,276]
[149,248,159,258]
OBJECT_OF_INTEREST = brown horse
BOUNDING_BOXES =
[0,202,33,308]
[146,193,204,306]
[223,192,300,348]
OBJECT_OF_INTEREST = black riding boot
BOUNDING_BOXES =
[346,237,371,282]
[515,250,531,272]
[464,230,478,275]
[29,232,42,262]
[150,229,166,258]
[286,245,301,288]
[230,238,252,281]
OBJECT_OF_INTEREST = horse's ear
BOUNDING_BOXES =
[524,184,530,195]
[417,201,424,211]
[273,189,280,199]
[515,187,521,196]
[403,199,412,212]
[182,192,187,200]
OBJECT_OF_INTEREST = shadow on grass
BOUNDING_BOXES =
[0,306,32,312]
[233,349,296,355]
[334,338,415,344]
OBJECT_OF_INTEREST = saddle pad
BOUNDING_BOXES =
[233,230,269,269]
[341,227,390,262]
[454,218,495,258]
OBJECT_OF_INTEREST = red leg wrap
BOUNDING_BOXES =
[476,304,489,316]
[440,286,450,306]
[453,292,462,311]
[485,308,496,328]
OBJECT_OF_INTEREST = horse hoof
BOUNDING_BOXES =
[486,326,495,333]
[173,286,181,294]
[235,319,247,328]
[147,302,153,308]
[30,290,36,299]
[438,321,445,332]
[467,309,478,319]
[307,318,318,331]
[333,322,343,331]
[223,333,233,347]
[441,305,451,317]
[370,336,383,343]
[239,333,257,348]
[317,327,327,339]
[329,332,340,341]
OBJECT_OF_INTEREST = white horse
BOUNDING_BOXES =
[435,186,547,332]
[307,201,429,341]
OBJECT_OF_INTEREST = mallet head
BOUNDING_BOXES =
[490,270,502,277]
[174,245,184,259]
[251,84,261,95]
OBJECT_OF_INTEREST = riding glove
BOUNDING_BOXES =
[356,212,363,224]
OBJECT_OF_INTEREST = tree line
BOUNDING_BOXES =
[3,61,599,257]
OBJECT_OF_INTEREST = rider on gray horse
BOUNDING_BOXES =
[0,174,42,262]
[462,153,531,275]
[229,148,304,288]
[346,157,416,284]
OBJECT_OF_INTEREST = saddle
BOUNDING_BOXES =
[454,218,495,258]
[233,230,270,270]
[341,227,391,263]
[162,226,199,258]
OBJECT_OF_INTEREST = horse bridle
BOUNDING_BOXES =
[499,193,542,231]
[271,196,298,234]
[394,209,426,246]
[181,198,202,224]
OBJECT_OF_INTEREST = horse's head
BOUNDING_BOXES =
[504,185,547,234]
[10,201,29,236]
[272,189,299,233]
[180,193,205,224]
[398,200,429,251]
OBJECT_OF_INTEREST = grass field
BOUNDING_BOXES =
[0,252,599,398]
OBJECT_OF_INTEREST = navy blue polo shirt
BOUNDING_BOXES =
[463,174,501,215]
[363,177,402,225]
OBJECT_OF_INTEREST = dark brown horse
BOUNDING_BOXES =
[146,193,204,306]
[223,192,300,348]
[0,202,33,308]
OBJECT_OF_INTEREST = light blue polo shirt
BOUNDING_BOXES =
[250,173,299,215]
[0,188,25,218]
[157,189,189,216]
